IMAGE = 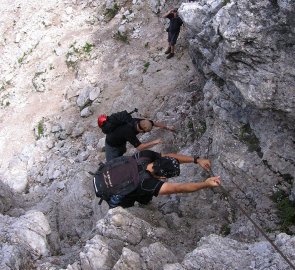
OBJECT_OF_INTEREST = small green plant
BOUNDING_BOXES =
[37,120,44,139]
[196,120,207,137]
[220,224,231,236]
[281,174,293,185]
[272,190,295,234]
[143,62,150,73]
[187,120,193,129]
[65,41,94,69]
[144,42,149,48]
[239,123,262,157]
[18,43,38,65]
[82,42,94,53]
[113,31,128,43]
[18,52,27,64]
[223,0,230,5]
[168,144,179,153]
[65,55,78,69]
[105,3,119,21]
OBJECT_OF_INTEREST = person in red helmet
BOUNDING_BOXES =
[98,114,107,128]
[104,117,174,161]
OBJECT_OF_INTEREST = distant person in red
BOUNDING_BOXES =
[162,8,183,59]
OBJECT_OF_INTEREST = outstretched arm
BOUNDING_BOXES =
[162,153,211,171]
[162,9,173,18]
[136,139,163,151]
[159,176,221,195]
[153,121,175,131]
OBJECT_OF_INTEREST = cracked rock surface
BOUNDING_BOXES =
[0,0,294,269]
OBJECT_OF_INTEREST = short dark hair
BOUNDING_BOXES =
[138,120,153,132]
[153,157,180,178]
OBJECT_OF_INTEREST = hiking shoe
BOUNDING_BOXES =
[166,53,175,59]
[165,47,171,54]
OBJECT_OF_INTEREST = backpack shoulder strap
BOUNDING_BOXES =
[133,152,151,170]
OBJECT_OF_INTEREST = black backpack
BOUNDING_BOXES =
[91,155,149,206]
[101,108,138,134]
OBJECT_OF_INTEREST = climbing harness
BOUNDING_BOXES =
[206,137,295,270]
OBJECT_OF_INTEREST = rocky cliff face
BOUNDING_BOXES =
[181,0,295,233]
[0,0,294,269]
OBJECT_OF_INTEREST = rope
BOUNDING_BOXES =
[217,179,295,270]
[205,138,295,269]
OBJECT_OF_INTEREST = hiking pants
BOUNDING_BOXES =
[105,142,127,161]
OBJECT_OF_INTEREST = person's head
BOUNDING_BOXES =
[172,8,178,16]
[138,119,153,133]
[152,157,180,178]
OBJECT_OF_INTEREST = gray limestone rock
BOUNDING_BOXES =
[95,207,151,245]
[79,235,118,270]
[112,247,142,270]
[80,106,93,118]
[174,234,295,270]
[76,85,93,109]
[0,211,51,269]
[0,1,294,269]
[71,124,85,138]
[140,242,177,270]
[180,0,295,116]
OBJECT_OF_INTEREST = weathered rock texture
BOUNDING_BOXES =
[180,0,295,235]
[0,0,294,269]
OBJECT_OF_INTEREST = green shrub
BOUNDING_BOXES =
[196,120,207,137]
[239,123,262,157]
[18,52,27,64]
[272,190,295,234]
[66,41,95,69]
[113,31,128,43]
[187,120,193,129]
[105,3,119,21]
[82,42,94,53]
[220,224,231,236]
[37,120,44,138]
[143,62,150,73]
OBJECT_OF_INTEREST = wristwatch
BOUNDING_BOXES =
[193,155,199,164]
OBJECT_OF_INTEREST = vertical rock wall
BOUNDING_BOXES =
[0,0,295,269]
[180,0,295,237]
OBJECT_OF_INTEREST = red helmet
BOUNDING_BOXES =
[98,114,107,127]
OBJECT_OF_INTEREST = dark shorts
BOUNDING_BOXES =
[168,31,180,45]
[105,142,127,161]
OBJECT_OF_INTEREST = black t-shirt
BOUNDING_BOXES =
[167,14,183,33]
[106,118,142,148]
[119,150,164,208]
